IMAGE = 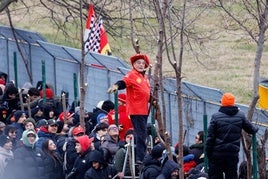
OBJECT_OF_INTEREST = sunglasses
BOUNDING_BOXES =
[50,124,58,127]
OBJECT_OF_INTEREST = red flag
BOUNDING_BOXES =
[84,4,111,55]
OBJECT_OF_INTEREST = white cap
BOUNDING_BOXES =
[96,100,104,109]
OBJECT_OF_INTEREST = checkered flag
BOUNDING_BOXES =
[84,4,111,55]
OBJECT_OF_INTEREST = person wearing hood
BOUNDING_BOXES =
[84,150,121,179]
[206,93,258,179]
[156,159,179,179]
[140,144,164,179]
[63,125,86,176]
[0,134,13,178]
[3,129,45,179]
[67,135,94,179]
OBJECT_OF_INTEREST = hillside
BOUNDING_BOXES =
[1,1,268,105]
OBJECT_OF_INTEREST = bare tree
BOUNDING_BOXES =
[216,0,268,178]
[2,1,221,178]
[0,0,16,12]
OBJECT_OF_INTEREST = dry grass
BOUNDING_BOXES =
[1,1,268,105]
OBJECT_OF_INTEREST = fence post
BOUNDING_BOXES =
[73,73,78,107]
[203,101,208,172]
[114,91,118,126]
[42,60,46,101]
[252,133,258,179]
[13,52,18,87]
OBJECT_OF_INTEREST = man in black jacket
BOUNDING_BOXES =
[206,93,258,179]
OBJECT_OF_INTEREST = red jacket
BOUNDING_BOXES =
[123,70,150,115]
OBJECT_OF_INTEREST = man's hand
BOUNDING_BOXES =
[107,84,118,93]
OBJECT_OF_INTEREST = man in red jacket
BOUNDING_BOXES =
[107,53,151,163]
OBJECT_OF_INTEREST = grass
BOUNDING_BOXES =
[1,1,268,105]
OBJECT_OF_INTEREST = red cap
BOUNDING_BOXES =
[72,126,85,135]
[130,54,150,68]
[39,88,54,99]
[58,112,74,122]
[118,93,126,103]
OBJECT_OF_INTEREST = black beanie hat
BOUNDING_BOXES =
[95,122,109,132]
[102,100,114,113]
[151,144,164,159]
[14,110,25,122]
[0,134,11,147]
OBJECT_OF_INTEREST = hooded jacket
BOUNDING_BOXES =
[206,106,258,158]
[141,154,162,179]
[84,150,118,179]
[68,136,92,179]
[156,159,179,179]
[3,129,45,179]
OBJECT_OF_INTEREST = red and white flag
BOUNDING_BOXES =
[84,4,111,55]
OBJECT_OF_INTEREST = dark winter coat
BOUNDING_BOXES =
[141,154,162,179]
[67,149,91,179]
[89,130,102,150]
[100,134,120,164]
[67,135,93,179]
[84,150,118,179]
[0,86,20,123]
[189,143,204,165]
[64,138,78,174]
[56,134,68,158]
[156,159,179,179]
[3,145,45,179]
[206,106,258,159]
[42,152,64,179]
